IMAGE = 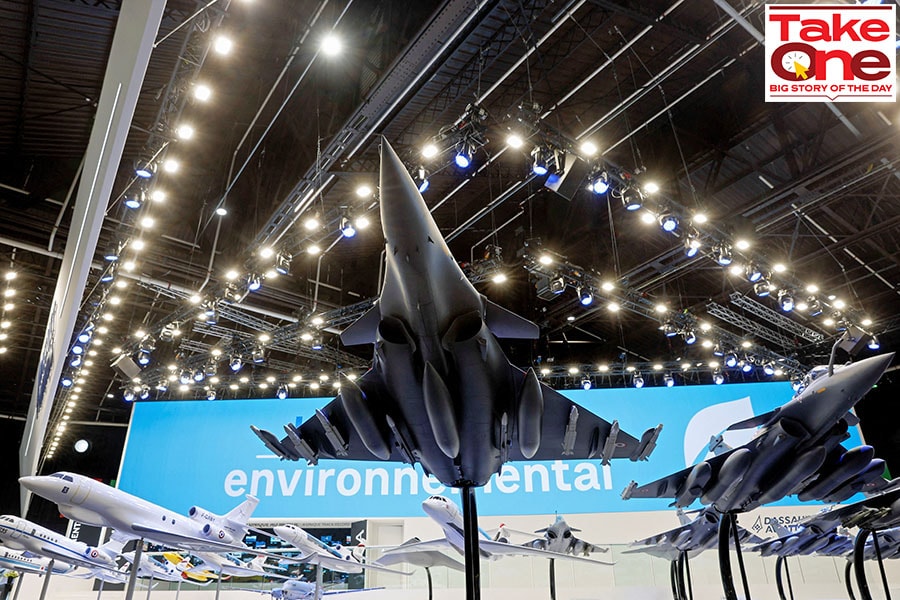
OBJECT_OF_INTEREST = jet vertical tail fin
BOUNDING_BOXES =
[224,495,259,525]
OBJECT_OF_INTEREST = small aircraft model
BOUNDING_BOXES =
[750,522,853,558]
[120,549,184,582]
[243,578,383,599]
[0,514,121,572]
[501,515,607,557]
[19,472,263,555]
[625,507,763,561]
[185,552,291,579]
[799,480,900,533]
[0,545,75,576]
[272,525,407,575]
[622,353,893,513]
[376,495,614,566]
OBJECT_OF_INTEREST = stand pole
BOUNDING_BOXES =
[675,552,688,600]
[214,569,222,600]
[717,513,738,600]
[784,556,794,600]
[315,564,323,600]
[461,486,481,600]
[124,539,144,600]
[11,575,22,600]
[873,530,892,600]
[731,515,752,600]
[549,558,557,600]
[775,555,793,600]
[854,529,873,600]
[96,577,105,600]
[425,566,432,600]
[145,573,153,600]
[174,578,181,600]
[683,551,694,600]
[846,560,857,600]
[37,560,53,600]
[670,560,681,600]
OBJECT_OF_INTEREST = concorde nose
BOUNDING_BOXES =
[379,138,432,247]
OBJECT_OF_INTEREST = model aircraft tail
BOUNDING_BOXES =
[223,494,259,525]
[772,521,793,538]
[98,537,125,560]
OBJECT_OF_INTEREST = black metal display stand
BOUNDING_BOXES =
[461,486,481,600]
[854,528,893,600]
[717,513,752,600]
[846,559,857,600]
[774,555,795,600]
[549,558,557,600]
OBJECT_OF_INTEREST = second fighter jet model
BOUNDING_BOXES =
[622,352,893,514]
[750,522,853,558]
[513,515,607,557]
[626,507,763,561]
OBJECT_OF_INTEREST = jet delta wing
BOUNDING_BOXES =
[622,353,893,513]
[749,524,853,558]
[251,139,660,488]
[800,481,900,532]
[625,507,763,561]
[516,515,608,557]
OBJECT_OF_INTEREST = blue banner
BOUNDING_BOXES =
[117,382,862,518]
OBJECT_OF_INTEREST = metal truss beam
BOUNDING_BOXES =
[728,292,824,343]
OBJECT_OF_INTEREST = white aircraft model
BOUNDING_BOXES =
[0,514,121,573]
[0,545,76,576]
[376,496,614,566]
[184,552,291,579]
[19,472,260,555]
[273,525,408,575]
[244,579,383,599]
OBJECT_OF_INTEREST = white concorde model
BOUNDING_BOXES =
[0,514,120,572]
[273,525,409,575]
[377,496,614,565]
[19,472,261,554]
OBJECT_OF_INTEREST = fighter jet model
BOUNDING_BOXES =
[749,522,853,558]
[858,527,900,560]
[622,353,893,514]
[18,471,263,555]
[800,480,900,532]
[272,524,408,575]
[0,514,122,573]
[242,578,383,599]
[0,546,76,576]
[250,139,660,489]
[503,515,607,557]
[625,508,763,561]
[375,495,614,566]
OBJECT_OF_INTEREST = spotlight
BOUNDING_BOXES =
[745,263,764,283]
[251,344,267,364]
[71,344,84,356]
[136,349,151,366]
[206,389,217,401]
[454,143,473,169]
[156,380,168,392]
[193,84,212,102]
[531,146,549,176]
[763,362,776,375]
[204,361,217,378]
[664,373,675,387]
[69,356,82,368]
[753,280,772,298]
[682,330,697,345]
[320,33,342,56]
[791,377,803,392]
[212,35,233,55]
[422,143,438,159]
[621,187,643,211]
[61,376,74,388]
[581,378,592,391]
[193,369,205,383]
[340,217,357,238]
[806,297,823,316]
[507,133,524,149]
[577,287,594,306]
[135,163,154,179]
[741,360,753,373]
[661,320,678,337]
[633,373,645,389]
[589,171,609,195]
[724,352,739,368]
[311,337,323,351]
[274,252,292,276]
[868,336,880,350]
[74,439,90,454]
[124,193,144,210]
[658,213,679,233]
[713,370,725,385]
[123,388,135,402]
[277,384,288,400]
[714,244,733,266]
[684,236,701,258]
[103,244,120,261]
[247,274,262,292]
[415,167,429,193]
[77,327,93,344]
[175,123,195,140]
[229,355,243,372]
[179,369,192,385]
[139,385,151,400]
[778,289,794,312]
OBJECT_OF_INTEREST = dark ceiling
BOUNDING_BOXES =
[1,0,899,520]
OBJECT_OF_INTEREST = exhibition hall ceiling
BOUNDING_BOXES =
[0,0,897,475]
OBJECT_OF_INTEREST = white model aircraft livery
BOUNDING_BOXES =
[273,524,407,575]
[0,545,76,576]
[19,472,262,555]
[377,496,614,565]
[245,579,383,599]
[0,514,121,572]
[186,551,290,579]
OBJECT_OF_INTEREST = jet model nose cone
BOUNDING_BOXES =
[379,138,429,245]
[849,352,894,391]
[18,476,42,492]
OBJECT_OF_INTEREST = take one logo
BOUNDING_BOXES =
[764,4,896,102]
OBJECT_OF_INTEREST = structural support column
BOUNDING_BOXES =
[18,0,166,513]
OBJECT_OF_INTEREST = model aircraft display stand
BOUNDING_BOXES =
[424,566,434,600]
[854,528,893,600]
[461,486,481,600]
[774,555,795,600]
[12,573,23,600]
[123,538,144,600]
[669,550,694,600]
[717,513,753,600]
[37,559,53,600]
[846,560,858,600]
[549,558,557,600]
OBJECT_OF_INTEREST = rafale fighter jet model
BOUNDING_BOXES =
[800,480,900,532]
[250,139,660,487]
[625,507,763,561]
[622,353,893,514]
[494,515,607,557]
[749,522,853,558]
[19,472,262,555]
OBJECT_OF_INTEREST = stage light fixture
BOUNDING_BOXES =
[206,389,217,401]
[422,143,438,159]
[713,370,725,385]
[175,124,195,140]
[506,134,524,149]
[658,213,678,232]
[778,289,794,312]
[664,373,674,387]
[213,35,233,55]
[320,33,342,56]
[531,146,549,176]
[577,287,594,306]
[247,274,262,292]
[61,376,74,388]
[683,330,697,345]
[274,251,292,276]
[193,84,212,102]
[868,336,880,350]
[139,386,150,400]
[124,193,144,210]
[277,384,288,400]
[454,143,473,169]
[763,362,776,376]
[753,280,772,298]
[806,297,823,316]
[581,378,592,391]
[589,171,609,195]
[192,369,205,383]
[415,167,429,193]
[229,355,243,372]
[340,216,357,238]
[103,244,121,261]
[724,352,739,368]
[684,236,701,258]
[714,244,733,266]
[135,163,154,179]
[251,344,267,364]
[741,360,754,373]
[621,186,643,211]
[661,321,678,337]
[123,388,135,402]
[745,263,764,283]
[633,373,645,389]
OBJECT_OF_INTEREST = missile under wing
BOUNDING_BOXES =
[622,353,893,513]
[251,139,660,487]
